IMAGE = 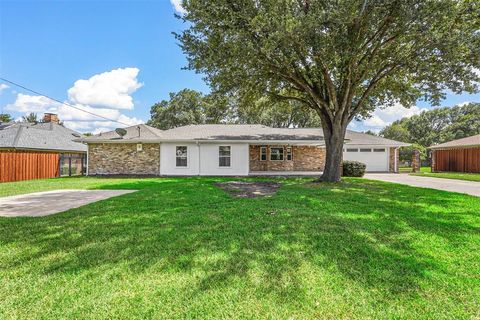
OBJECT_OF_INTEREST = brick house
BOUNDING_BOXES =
[79,124,408,176]
[0,113,87,182]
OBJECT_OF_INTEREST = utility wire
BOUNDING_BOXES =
[0,77,134,126]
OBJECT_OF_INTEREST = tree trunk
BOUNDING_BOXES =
[320,125,347,182]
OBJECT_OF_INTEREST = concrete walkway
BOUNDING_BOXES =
[365,174,480,197]
[0,189,137,217]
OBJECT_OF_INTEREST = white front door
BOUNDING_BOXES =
[343,146,389,172]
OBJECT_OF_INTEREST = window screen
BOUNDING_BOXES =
[286,147,293,161]
[270,147,284,161]
[176,146,187,167]
[260,147,267,161]
[219,146,231,167]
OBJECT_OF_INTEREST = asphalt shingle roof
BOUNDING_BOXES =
[161,124,324,141]
[429,134,480,149]
[80,124,409,147]
[0,122,87,152]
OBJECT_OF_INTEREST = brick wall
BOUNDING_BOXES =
[249,145,325,172]
[88,143,160,175]
[388,147,398,173]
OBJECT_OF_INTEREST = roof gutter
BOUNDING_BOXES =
[77,139,328,145]
[428,144,480,150]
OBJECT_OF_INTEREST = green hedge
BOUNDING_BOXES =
[342,160,366,177]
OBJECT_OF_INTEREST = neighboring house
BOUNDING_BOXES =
[80,124,408,176]
[0,113,87,183]
[430,134,480,173]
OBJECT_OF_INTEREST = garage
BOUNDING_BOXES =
[343,146,390,172]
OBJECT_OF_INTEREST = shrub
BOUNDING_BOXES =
[342,161,366,177]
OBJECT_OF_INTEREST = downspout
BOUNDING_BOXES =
[197,141,201,176]
[158,143,161,176]
[86,144,89,176]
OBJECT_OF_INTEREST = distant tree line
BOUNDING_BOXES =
[378,103,480,161]
[0,112,40,123]
[146,89,321,130]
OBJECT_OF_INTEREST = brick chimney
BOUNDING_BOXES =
[43,113,59,124]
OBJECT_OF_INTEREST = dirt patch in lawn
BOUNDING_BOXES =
[215,181,282,198]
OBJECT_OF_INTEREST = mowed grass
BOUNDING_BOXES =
[411,170,480,182]
[1,177,479,319]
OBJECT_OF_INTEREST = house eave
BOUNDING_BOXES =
[429,144,480,150]
[0,147,86,153]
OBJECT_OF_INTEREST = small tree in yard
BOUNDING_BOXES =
[176,0,479,181]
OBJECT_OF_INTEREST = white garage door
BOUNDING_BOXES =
[343,146,389,172]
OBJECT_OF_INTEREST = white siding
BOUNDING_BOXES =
[199,143,249,176]
[160,142,249,176]
[343,145,390,172]
[160,142,200,176]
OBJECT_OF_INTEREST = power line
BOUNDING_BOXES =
[0,77,134,126]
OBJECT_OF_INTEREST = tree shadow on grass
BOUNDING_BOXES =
[0,177,479,305]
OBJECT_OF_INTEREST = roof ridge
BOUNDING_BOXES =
[12,125,23,148]
[141,123,163,137]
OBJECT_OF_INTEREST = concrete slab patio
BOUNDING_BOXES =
[365,174,480,197]
[0,189,137,217]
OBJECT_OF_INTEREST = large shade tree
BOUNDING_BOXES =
[176,0,479,181]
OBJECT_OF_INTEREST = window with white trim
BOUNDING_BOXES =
[176,146,187,167]
[219,146,231,167]
[260,147,267,161]
[346,148,358,152]
[270,147,284,161]
[360,148,372,152]
[286,147,293,161]
[373,148,386,152]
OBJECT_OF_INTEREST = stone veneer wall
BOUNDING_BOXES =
[389,147,398,173]
[88,143,160,175]
[249,145,325,172]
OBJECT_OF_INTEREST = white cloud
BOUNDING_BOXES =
[92,127,114,135]
[458,101,471,107]
[67,67,143,110]
[0,83,9,93]
[170,0,186,14]
[4,67,144,133]
[362,103,428,130]
[5,94,61,113]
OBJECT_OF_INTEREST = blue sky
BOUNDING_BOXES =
[0,0,478,133]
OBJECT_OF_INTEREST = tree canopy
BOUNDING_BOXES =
[147,88,321,129]
[176,0,479,181]
[380,103,480,147]
[21,113,38,123]
[0,113,12,123]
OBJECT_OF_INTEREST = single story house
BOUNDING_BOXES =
[79,124,408,176]
[430,134,480,173]
[0,113,87,183]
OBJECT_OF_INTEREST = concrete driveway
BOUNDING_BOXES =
[365,174,480,197]
[0,189,137,217]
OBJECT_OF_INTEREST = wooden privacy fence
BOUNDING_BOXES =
[433,147,480,173]
[0,151,60,183]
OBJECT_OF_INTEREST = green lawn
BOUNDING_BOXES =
[1,177,479,319]
[411,171,480,182]
[399,166,431,173]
